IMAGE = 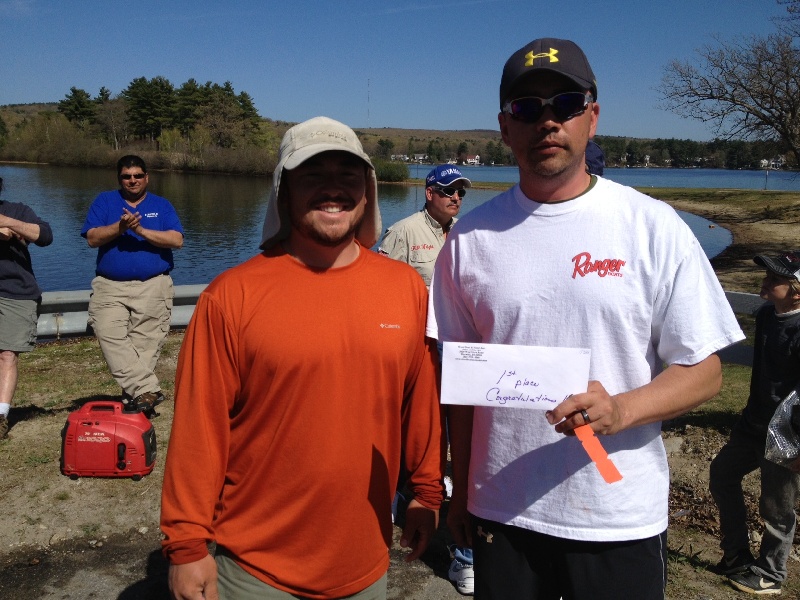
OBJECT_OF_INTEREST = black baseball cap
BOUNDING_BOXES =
[500,38,597,108]
[754,251,800,282]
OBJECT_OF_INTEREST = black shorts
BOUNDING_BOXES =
[472,515,667,600]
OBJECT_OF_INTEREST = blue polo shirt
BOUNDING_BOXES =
[81,190,184,281]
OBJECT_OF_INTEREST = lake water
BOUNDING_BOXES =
[0,163,775,292]
[409,164,800,191]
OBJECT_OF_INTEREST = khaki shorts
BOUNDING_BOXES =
[0,297,39,352]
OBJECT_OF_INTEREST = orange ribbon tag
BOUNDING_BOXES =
[574,424,623,484]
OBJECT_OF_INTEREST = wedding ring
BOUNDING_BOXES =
[580,409,591,424]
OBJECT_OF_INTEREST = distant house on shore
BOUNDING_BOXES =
[389,153,429,163]
[465,154,481,166]
[759,156,786,169]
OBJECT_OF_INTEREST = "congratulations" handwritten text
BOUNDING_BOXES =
[484,388,558,405]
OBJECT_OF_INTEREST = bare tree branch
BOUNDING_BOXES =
[775,0,800,38]
[658,33,800,165]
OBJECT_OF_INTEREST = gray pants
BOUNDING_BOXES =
[710,422,800,581]
[215,552,387,599]
[87,274,173,398]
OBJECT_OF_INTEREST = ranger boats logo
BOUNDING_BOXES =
[571,251,626,279]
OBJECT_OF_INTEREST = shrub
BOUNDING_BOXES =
[372,158,408,182]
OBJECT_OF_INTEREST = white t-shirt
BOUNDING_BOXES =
[428,177,744,542]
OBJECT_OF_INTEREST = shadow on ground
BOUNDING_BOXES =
[0,501,462,600]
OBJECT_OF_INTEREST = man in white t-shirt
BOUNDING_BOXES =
[427,38,745,600]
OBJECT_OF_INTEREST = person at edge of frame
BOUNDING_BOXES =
[0,176,53,440]
[710,251,800,596]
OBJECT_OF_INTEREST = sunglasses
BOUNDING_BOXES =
[120,173,146,180]
[503,92,593,123]
[432,186,466,199]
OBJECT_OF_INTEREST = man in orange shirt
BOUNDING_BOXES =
[161,116,443,600]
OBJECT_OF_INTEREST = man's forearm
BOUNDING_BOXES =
[86,223,124,247]
[615,353,722,430]
[135,228,184,249]
[0,216,40,243]
[548,354,724,437]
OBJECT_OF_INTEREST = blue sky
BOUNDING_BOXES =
[0,0,791,140]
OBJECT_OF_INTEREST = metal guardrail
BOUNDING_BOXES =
[37,284,207,340]
[37,286,764,367]
[724,290,766,316]
[718,291,762,367]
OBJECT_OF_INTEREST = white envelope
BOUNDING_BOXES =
[441,342,591,409]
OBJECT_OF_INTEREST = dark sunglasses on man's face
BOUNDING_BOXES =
[120,173,146,180]
[503,92,593,123]
[432,186,466,199]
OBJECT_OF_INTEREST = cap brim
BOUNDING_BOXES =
[754,255,799,279]
[429,176,472,188]
[450,176,472,188]
[283,143,373,171]
[504,69,596,105]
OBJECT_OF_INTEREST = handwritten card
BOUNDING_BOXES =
[441,342,591,409]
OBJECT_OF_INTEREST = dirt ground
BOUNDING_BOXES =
[2,195,800,599]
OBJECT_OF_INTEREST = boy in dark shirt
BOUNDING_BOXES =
[710,251,800,595]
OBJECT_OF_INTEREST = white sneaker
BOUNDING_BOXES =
[448,556,474,596]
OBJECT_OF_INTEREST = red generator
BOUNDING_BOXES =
[61,400,157,480]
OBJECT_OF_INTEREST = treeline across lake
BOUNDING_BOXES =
[0,76,794,177]
[0,77,288,176]
[593,135,790,170]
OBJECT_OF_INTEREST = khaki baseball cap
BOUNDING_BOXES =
[260,116,381,250]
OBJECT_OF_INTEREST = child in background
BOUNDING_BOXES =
[710,251,800,595]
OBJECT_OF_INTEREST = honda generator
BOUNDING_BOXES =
[60,400,157,480]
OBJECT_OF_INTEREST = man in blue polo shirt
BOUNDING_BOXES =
[81,155,184,416]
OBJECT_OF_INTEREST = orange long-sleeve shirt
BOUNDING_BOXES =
[160,245,443,598]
